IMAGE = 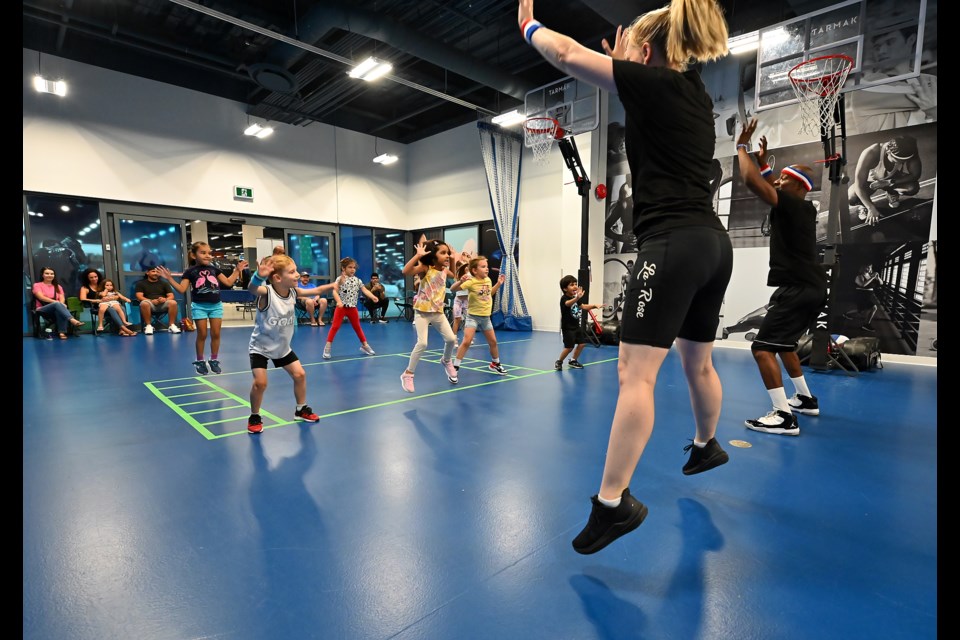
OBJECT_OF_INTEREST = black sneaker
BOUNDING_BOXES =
[208,359,222,374]
[787,394,820,416]
[682,438,730,475]
[192,360,209,375]
[572,488,648,555]
[568,360,584,369]
[745,409,800,436]
[555,360,563,371]
[247,414,263,434]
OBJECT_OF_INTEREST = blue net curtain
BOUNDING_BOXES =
[477,122,531,331]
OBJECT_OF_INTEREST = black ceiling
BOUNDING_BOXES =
[23,0,820,144]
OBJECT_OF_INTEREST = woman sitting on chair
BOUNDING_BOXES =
[79,268,138,336]
[32,266,84,339]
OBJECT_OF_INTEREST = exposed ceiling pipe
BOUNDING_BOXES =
[167,0,500,115]
[258,0,534,100]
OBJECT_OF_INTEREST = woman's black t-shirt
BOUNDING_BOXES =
[612,60,725,241]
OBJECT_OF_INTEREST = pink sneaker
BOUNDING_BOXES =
[400,372,415,393]
[442,359,459,384]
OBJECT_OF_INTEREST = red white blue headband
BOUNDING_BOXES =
[781,166,813,191]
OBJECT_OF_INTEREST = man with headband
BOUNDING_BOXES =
[848,135,922,226]
[735,118,828,436]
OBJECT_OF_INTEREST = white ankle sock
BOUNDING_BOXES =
[597,495,621,508]
[692,440,707,448]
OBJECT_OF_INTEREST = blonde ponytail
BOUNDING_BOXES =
[628,0,729,71]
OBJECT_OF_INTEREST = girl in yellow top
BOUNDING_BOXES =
[451,256,507,375]
[400,240,459,392]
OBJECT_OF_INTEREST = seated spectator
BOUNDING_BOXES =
[296,270,328,326]
[79,268,137,336]
[32,266,84,339]
[134,267,182,335]
[364,272,390,323]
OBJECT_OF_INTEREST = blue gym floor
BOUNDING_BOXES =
[22,321,937,639]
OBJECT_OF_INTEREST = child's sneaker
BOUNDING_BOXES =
[192,360,209,375]
[294,405,320,422]
[745,409,800,436]
[247,414,263,434]
[360,343,376,355]
[555,360,563,371]
[571,488,649,555]
[442,359,459,384]
[400,372,415,393]
[569,360,584,369]
[489,362,507,375]
[682,437,729,475]
[787,393,820,416]
[207,359,222,374]
[322,345,332,359]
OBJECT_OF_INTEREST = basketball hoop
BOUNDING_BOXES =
[524,117,565,164]
[788,54,853,137]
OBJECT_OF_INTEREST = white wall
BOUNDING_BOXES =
[23,49,407,229]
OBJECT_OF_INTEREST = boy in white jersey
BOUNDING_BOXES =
[246,255,336,434]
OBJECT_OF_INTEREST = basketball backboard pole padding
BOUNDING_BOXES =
[810,91,856,372]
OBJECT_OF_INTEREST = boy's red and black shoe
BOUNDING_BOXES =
[295,405,320,422]
[247,414,263,434]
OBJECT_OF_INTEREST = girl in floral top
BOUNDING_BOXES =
[399,240,459,392]
[323,257,379,359]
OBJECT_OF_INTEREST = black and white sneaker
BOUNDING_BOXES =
[554,360,563,371]
[568,360,584,369]
[745,409,799,436]
[787,394,820,416]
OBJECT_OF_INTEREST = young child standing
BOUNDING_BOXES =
[246,255,336,434]
[400,240,459,392]
[451,257,507,375]
[556,275,605,371]
[158,242,248,375]
[323,257,379,359]
[450,261,470,346]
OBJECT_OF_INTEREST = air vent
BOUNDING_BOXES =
[246,63,298,93]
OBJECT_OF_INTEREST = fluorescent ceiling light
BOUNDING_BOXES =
[373,153,399,165]
[728,32,759,55]
[349,57,393,81]
[34,75,67,96]
[244,123,274,138]
[491,110,525,126]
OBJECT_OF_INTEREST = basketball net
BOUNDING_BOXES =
[524,117,564,164]
[788,54,853,137]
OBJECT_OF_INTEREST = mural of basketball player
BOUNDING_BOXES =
[848,135,922,226]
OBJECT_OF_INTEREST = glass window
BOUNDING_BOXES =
[120,220,180,274]
[374,230,406,299]
[288,234,331,279]
[445,225,479,262]
[339,226,375,280]
[26,194,103,298]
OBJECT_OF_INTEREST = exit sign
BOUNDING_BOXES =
[234,186,254,200]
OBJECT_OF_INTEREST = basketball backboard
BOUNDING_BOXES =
[755,0,928,112]
[524,76,600,137]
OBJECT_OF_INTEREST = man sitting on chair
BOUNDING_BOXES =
[134,267,182,335]
[364,272,390,324]
[296,270,328,326]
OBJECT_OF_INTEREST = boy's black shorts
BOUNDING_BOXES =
[249,350,300,370]
[562,327,587,349]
